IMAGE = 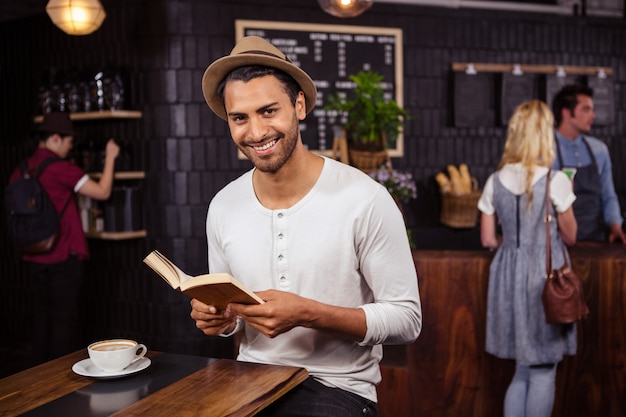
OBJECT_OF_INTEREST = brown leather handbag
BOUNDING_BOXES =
[541,171,589,325]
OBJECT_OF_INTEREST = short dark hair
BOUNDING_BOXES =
[217,66,301,110]
[552,84,594,126]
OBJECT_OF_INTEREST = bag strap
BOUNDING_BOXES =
[545,170,552,277]
[19,157,61,178]
[36,157,62,177]
[545,170,571,278]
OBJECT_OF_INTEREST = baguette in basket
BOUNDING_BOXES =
[436,164,481,228]
[436,163,475,195]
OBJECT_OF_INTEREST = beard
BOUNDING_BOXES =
[238,115,300,174]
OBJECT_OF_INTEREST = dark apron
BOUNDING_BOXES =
[556,137,605,241]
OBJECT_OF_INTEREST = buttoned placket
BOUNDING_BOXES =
[274,211,290,291]
[572,142,582,167]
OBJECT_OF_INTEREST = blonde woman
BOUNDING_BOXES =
[478,100,578,417]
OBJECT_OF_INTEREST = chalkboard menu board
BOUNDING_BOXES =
[500,73,536,125]
[453,72,494,127]
[545,74,577,111]
[587,76,615,126]
[235,20,404,157]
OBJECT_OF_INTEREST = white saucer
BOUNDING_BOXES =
[72,357,151,379]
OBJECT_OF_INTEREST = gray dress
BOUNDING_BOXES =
[485,172,577,365]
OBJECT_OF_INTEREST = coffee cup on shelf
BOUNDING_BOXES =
[87,339,147,372]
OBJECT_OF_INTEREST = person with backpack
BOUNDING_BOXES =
[7,111,120,365]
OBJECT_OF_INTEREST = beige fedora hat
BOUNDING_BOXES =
[202,36,317,120]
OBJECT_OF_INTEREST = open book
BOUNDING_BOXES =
[143,250,264,309]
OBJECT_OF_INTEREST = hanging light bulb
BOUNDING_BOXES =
[46,0,106,36]
[318,0,374,18]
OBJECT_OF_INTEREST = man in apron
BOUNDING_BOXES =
[551,84,625,243]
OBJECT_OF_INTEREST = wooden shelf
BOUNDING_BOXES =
[452,62,613,76]
[34,110,142,123]
[85,230,147,240]
[89,171,145,180]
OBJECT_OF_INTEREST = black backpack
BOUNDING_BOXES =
[5,157,70,254]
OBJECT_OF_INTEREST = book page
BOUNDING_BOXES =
[143,250,192,289]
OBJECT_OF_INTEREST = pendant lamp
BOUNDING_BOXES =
[317,0,374,18]
[46,0,106,36]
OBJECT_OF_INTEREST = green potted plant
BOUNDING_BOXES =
[325,70,410,171]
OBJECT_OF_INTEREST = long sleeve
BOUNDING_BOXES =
[592,141,623,226]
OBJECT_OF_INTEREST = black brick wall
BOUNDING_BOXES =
[1,0,625,375]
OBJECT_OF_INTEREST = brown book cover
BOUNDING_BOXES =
[143,250,264,310]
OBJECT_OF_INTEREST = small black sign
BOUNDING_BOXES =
[500,73,535,125]
[453,72,493,127]
[588,76,614,126]
[545,74,577,111]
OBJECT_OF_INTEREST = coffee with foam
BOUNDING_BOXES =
[87,339,147,372]
[91,341,135,351]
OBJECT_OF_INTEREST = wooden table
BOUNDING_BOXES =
[0,350,308,417]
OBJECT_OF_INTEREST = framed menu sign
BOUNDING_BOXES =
[545,74,578,110]
[587,76,614,126]
[500,73,536,125]
[235,20,404,157]
[453,72,493,127]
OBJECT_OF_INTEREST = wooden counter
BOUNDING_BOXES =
[376,243,626,417]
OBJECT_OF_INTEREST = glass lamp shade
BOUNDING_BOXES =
[317,0,374,18]
[46,0,106,36]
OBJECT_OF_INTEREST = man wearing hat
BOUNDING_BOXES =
[8,111,120,366]
[190,36,422,416]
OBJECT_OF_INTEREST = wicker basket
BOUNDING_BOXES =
[440,190,482,228]
[348,149,389,173]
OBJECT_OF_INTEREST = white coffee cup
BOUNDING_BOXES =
[87,339,147,372]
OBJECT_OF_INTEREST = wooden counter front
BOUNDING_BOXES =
[376,243,626,417]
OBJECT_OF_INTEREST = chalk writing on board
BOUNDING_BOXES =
[588,76,615,126]
[500,73,535,125]
[453,72,493,127]
[235,20,404,157]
